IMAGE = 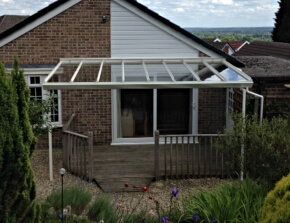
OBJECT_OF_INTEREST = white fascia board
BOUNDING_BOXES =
[236,41,250,51]
[43,81,253,90]
[0,0,82,48]
[113,0,221,59]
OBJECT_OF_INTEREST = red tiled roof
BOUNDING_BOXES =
[0,15,29,34]
[233,41,290,60]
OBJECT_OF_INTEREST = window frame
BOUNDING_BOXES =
[112,88,198,145]
[24,68,62,126]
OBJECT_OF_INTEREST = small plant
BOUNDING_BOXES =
[183,178,268,223]
[259,174,290,223]
[87,196,116,223]
[45,186,92,216]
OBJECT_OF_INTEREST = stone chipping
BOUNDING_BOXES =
[31,149,231,214]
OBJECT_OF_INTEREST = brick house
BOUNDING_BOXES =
[234,42,290,118]
[0,0,253,149]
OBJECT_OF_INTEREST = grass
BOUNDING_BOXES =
[45,186,92,216]
[183,177,268,223]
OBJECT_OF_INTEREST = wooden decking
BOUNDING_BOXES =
[62,115,229,192]
[90,141,229,192]
[92,145,155,192]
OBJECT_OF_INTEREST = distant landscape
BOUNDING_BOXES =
[185,27,273,42]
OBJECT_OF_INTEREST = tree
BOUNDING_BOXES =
[272,0,290,43]
[11,58,37,156]
[0,60,40,222]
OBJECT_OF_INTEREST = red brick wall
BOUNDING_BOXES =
[199,88,227,133]
[0,0,112,147]
[252,77,290,118]
[234,77,290,119]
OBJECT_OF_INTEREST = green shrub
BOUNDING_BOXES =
[87,196,116,222]
[46,186,92,216]
[0,59,39,222]
[183,178,268,223]
[238,178,268,223]
[215,114,290,186]
[259,174,290,223]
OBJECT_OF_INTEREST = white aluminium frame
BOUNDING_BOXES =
[42,57,254,145]
[43,57,253,90]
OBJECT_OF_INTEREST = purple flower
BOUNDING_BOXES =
[162,216,170,222]
[212,217,217,223]
[192,214,199,222]
[172,188,179,197]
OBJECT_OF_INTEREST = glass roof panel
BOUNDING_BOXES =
[124,64,147,82]
[146,64,172,82]
[166,63,195,81]
[219,67,248,82]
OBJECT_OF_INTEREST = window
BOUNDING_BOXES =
[26,74,62,125]
[115,88,193,142]
[120,89,153,138]
[157,89,190,134]
[226,88,234,130]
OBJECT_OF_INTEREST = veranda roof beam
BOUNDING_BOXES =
[44,61,63,82]
[43,81,253,90]
[122,60,125,82]
[183,60,201,81]
[202,60,226,81]
[70,60,83,82]
[143,61,151,82]
[163,60,176,82]
[96,59,104,82]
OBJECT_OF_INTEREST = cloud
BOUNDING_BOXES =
[212,0,234,5]
[0,0,279,27]
[174,8,185,13]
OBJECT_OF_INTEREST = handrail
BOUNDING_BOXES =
[154,131,229,180]
[63,130,88,139]
[62,114,94,182]
[63,113,76,130]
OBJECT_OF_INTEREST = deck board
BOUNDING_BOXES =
[89,143,228,192]
[92,145,155,192]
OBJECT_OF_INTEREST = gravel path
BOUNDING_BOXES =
[31,149,231,213]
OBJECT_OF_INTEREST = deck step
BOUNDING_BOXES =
[96,177,154,192]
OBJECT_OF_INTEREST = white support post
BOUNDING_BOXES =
[49,129,53,181]
[241,88,247,181]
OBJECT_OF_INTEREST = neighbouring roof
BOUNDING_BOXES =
[236,56,290,78]
[0,15,29,34]
[203,40,234,52]
[228,41,249,51]
[233,41,290,60]
[0,0,244,67]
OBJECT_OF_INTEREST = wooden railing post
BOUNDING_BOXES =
[155,130,160,181]
[88,131,94,182]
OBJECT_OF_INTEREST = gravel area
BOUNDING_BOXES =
[31,149,231,213]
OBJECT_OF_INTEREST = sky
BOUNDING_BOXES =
[0,0,279,28]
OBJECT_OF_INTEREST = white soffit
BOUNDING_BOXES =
[43,57,253,90]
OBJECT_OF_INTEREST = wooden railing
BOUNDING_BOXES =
[154,131,229,180]
[62,114,94,181]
